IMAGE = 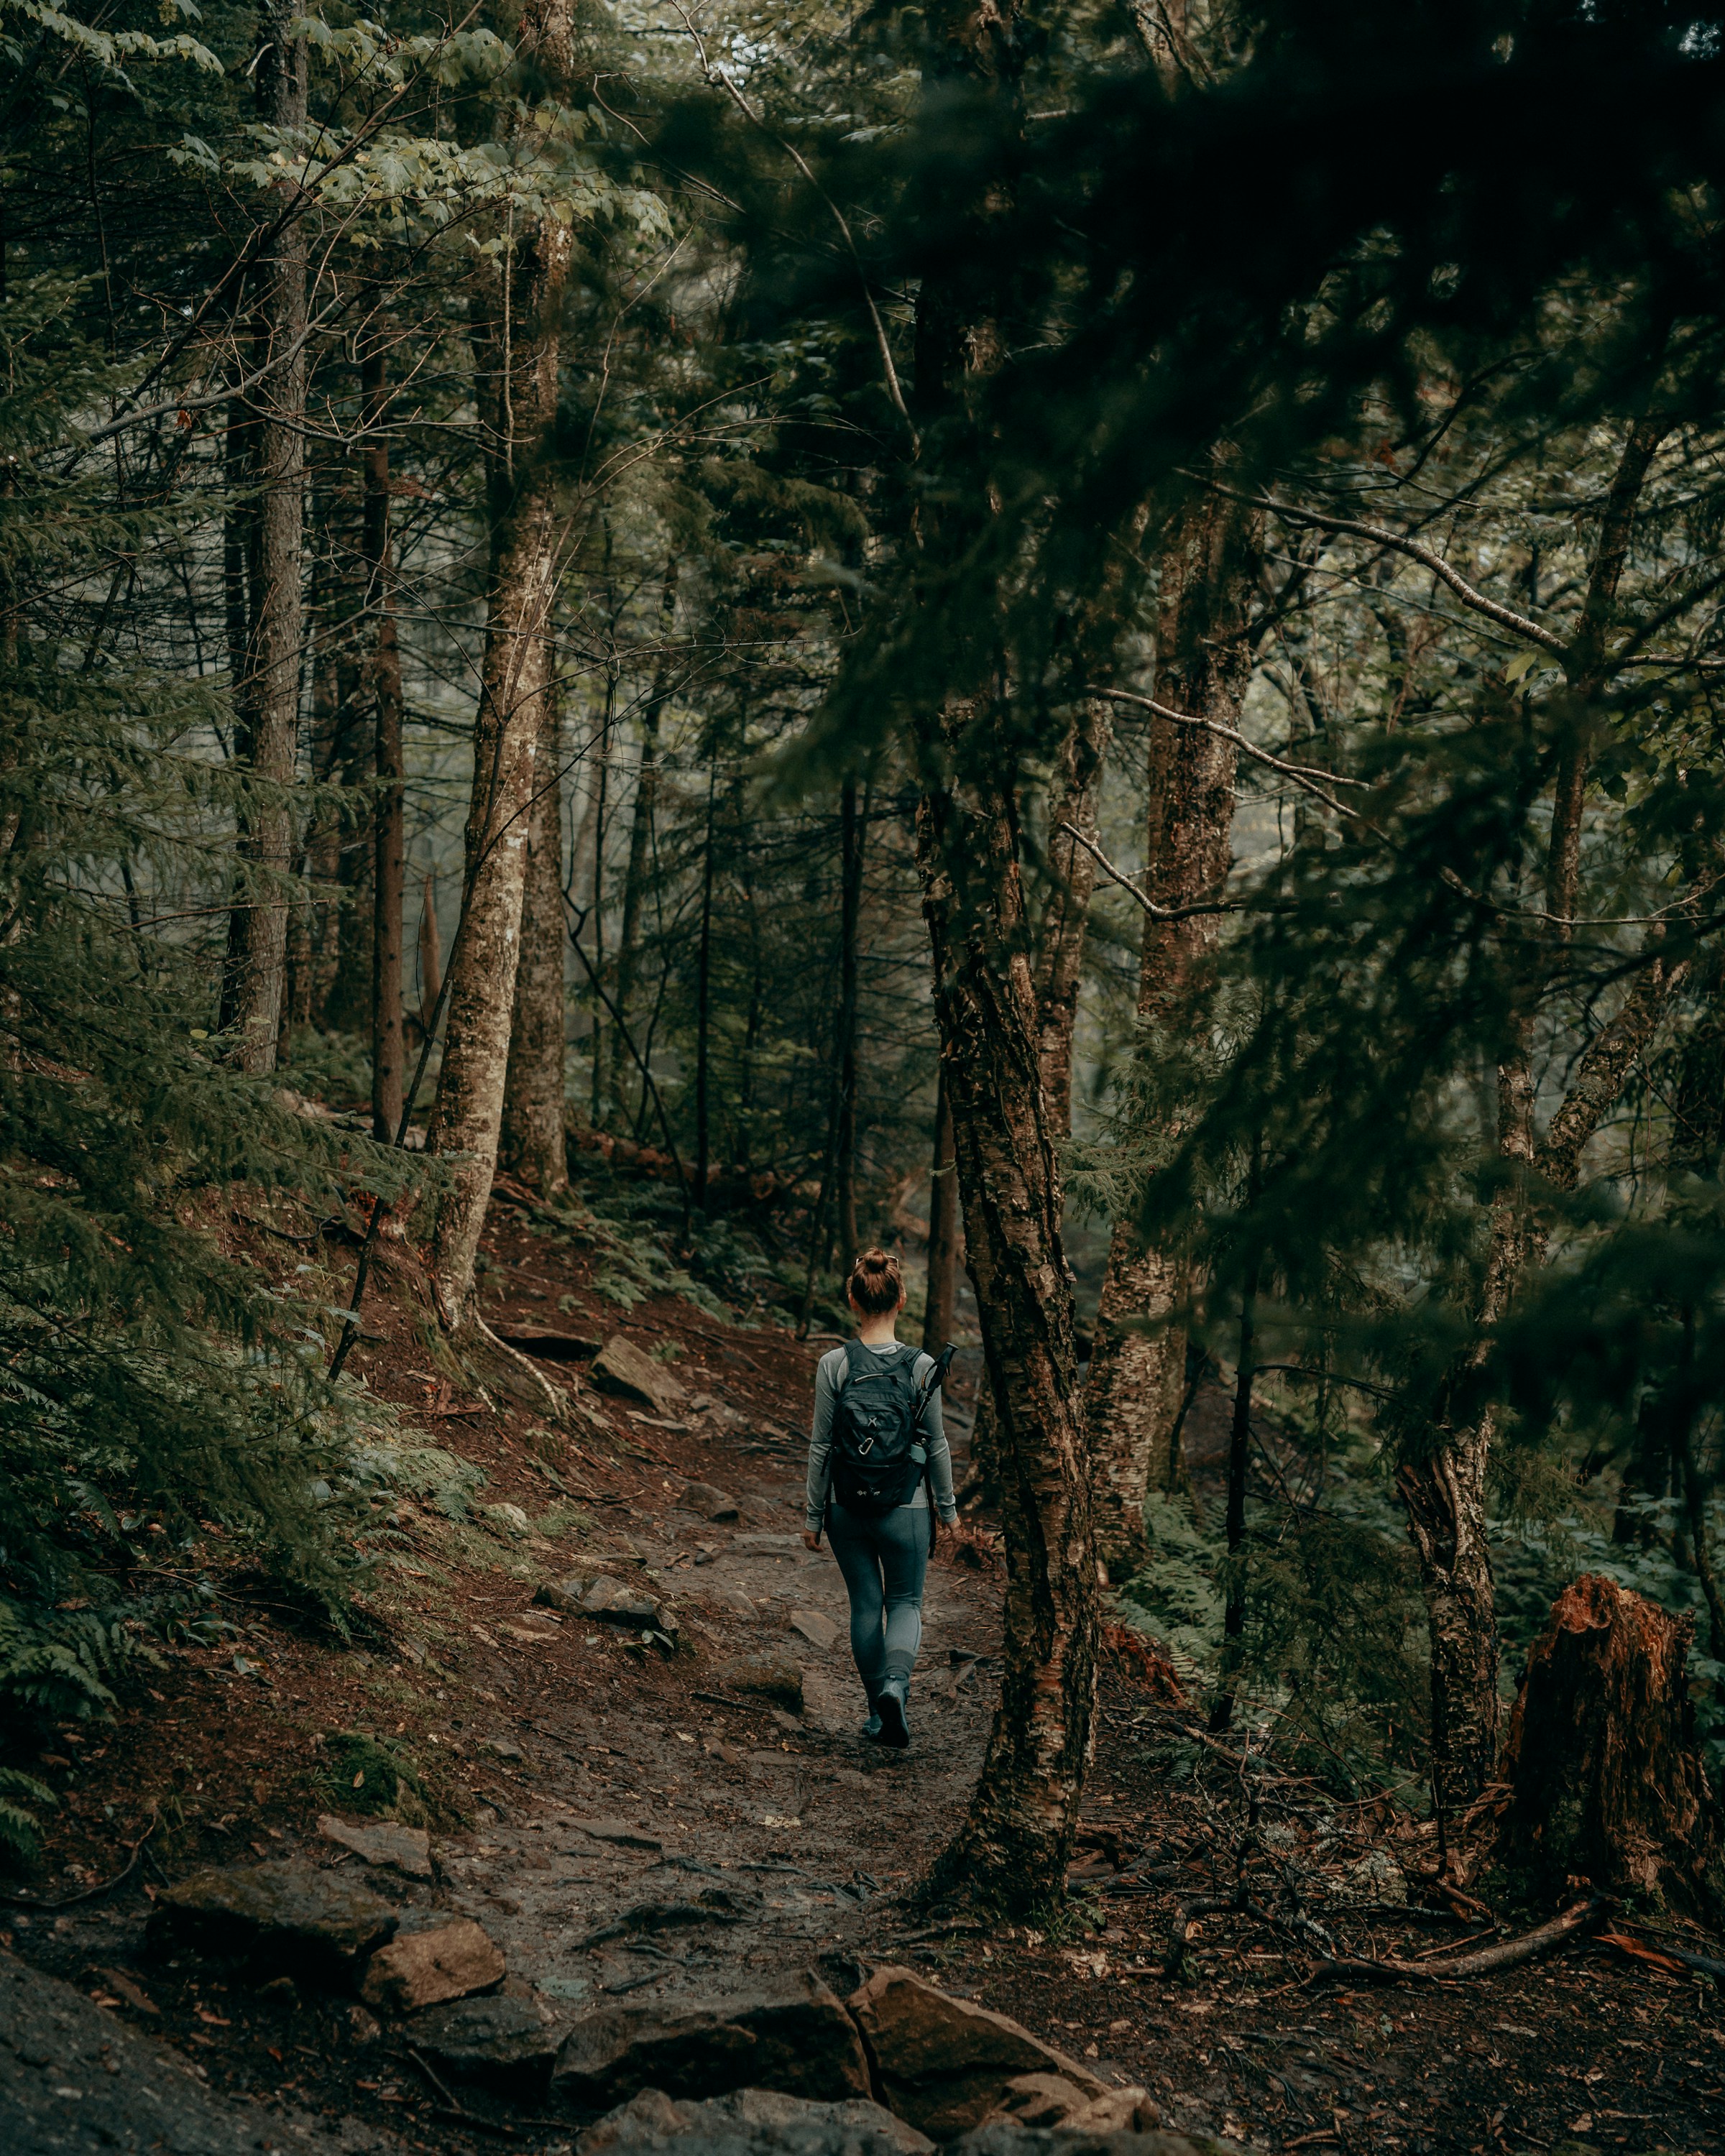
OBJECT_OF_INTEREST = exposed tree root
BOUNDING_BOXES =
[1305,1895,1609,1987]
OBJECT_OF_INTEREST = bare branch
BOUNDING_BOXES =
[1236,492,1568,655]
[1089,686,1368,820]
[1055,821,1241,923]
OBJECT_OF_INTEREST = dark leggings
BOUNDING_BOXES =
[825,1498,931,1697]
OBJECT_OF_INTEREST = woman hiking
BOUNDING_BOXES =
[802,1247,957,1748]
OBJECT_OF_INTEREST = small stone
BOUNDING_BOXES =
[403,1993,557,2098]
[569,1818,664,1851]
[359,1915,506,2015]
[583,2086,934,2152]
[582,1577,676,1630]
[712,1655,804,1713]
[535,1575,594,1613]
[146,1860,396,1984]
[348,2004,382,2043]
[487,1736,525,1760]
[318,1815,433,1879]
[484,1502,533,1537]
[788,1611,840,1652]
[681,1481,735,1516]
[592,1336,688,1417]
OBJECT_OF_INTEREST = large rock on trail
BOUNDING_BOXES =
[0,1946,282,2153]
[592,1335,688,1416]
[359,1912,505,2014]
[846,1968,1108,2140]
[402,1993,558,2097]
[552,1973,870,2110]
[582,2086,932,2153]
[146,1858,396,1984]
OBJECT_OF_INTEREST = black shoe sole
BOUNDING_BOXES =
[877,1692,909,1748]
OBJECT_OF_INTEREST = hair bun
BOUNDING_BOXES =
[846,1246,903,1317]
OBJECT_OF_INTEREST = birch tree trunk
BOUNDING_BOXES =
[220,1,307,1074]
[427,0,574,1317]
[500,685,569,1192]
[1086,489,1259,1573]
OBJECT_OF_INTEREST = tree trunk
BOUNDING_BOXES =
[1402,417,1673,1808]
[835,776,866,1272]
[1032,696,1111,1138]
[219,1,308,1074]
[1087,487,1259,1574]
[500,683,569,1192]
[1209,1266,1257,1733]
[922,1065,960,1353]
[426,0,574,1319]
[916,747,1098,1915]
[418,871,443,1032]
[610,560,676,1115]
[1498,1573,1721,1914]
[694,758,716,1214]
[362,333,405,1141]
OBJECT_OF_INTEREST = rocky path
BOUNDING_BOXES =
[7,1199,1725,2156]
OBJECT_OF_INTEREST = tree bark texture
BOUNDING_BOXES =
[915,748,1098,1913]
[1031,696,1111,1139]
[427,0,574,1316]
[1401,420,1671,1807]
[1086,487,1259,1574]
[922,1065,960,1353]
[1497,1573,1721,1915]
[500,688,569,1192]
[610,561,677,1116]
[835,776,865,1272]
[220,2,308,1074]
[362,335,405,1141]
[418,870,443,1032]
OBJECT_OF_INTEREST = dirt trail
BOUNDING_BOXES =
[6,1198,1725,2155]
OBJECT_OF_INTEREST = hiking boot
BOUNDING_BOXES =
[876,1680,910,1749]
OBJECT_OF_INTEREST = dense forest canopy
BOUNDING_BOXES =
[7,0,1725,1917]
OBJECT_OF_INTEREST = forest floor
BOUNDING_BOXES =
[4,1188,1724,2156]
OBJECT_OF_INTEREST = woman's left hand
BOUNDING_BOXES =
[801,1529,821,1550]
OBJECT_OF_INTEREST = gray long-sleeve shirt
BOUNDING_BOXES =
[804,1341,959,1531]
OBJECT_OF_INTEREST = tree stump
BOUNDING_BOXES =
[1497,1573,1722,1913]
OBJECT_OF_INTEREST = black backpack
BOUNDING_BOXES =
[831,1340,953,1514]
